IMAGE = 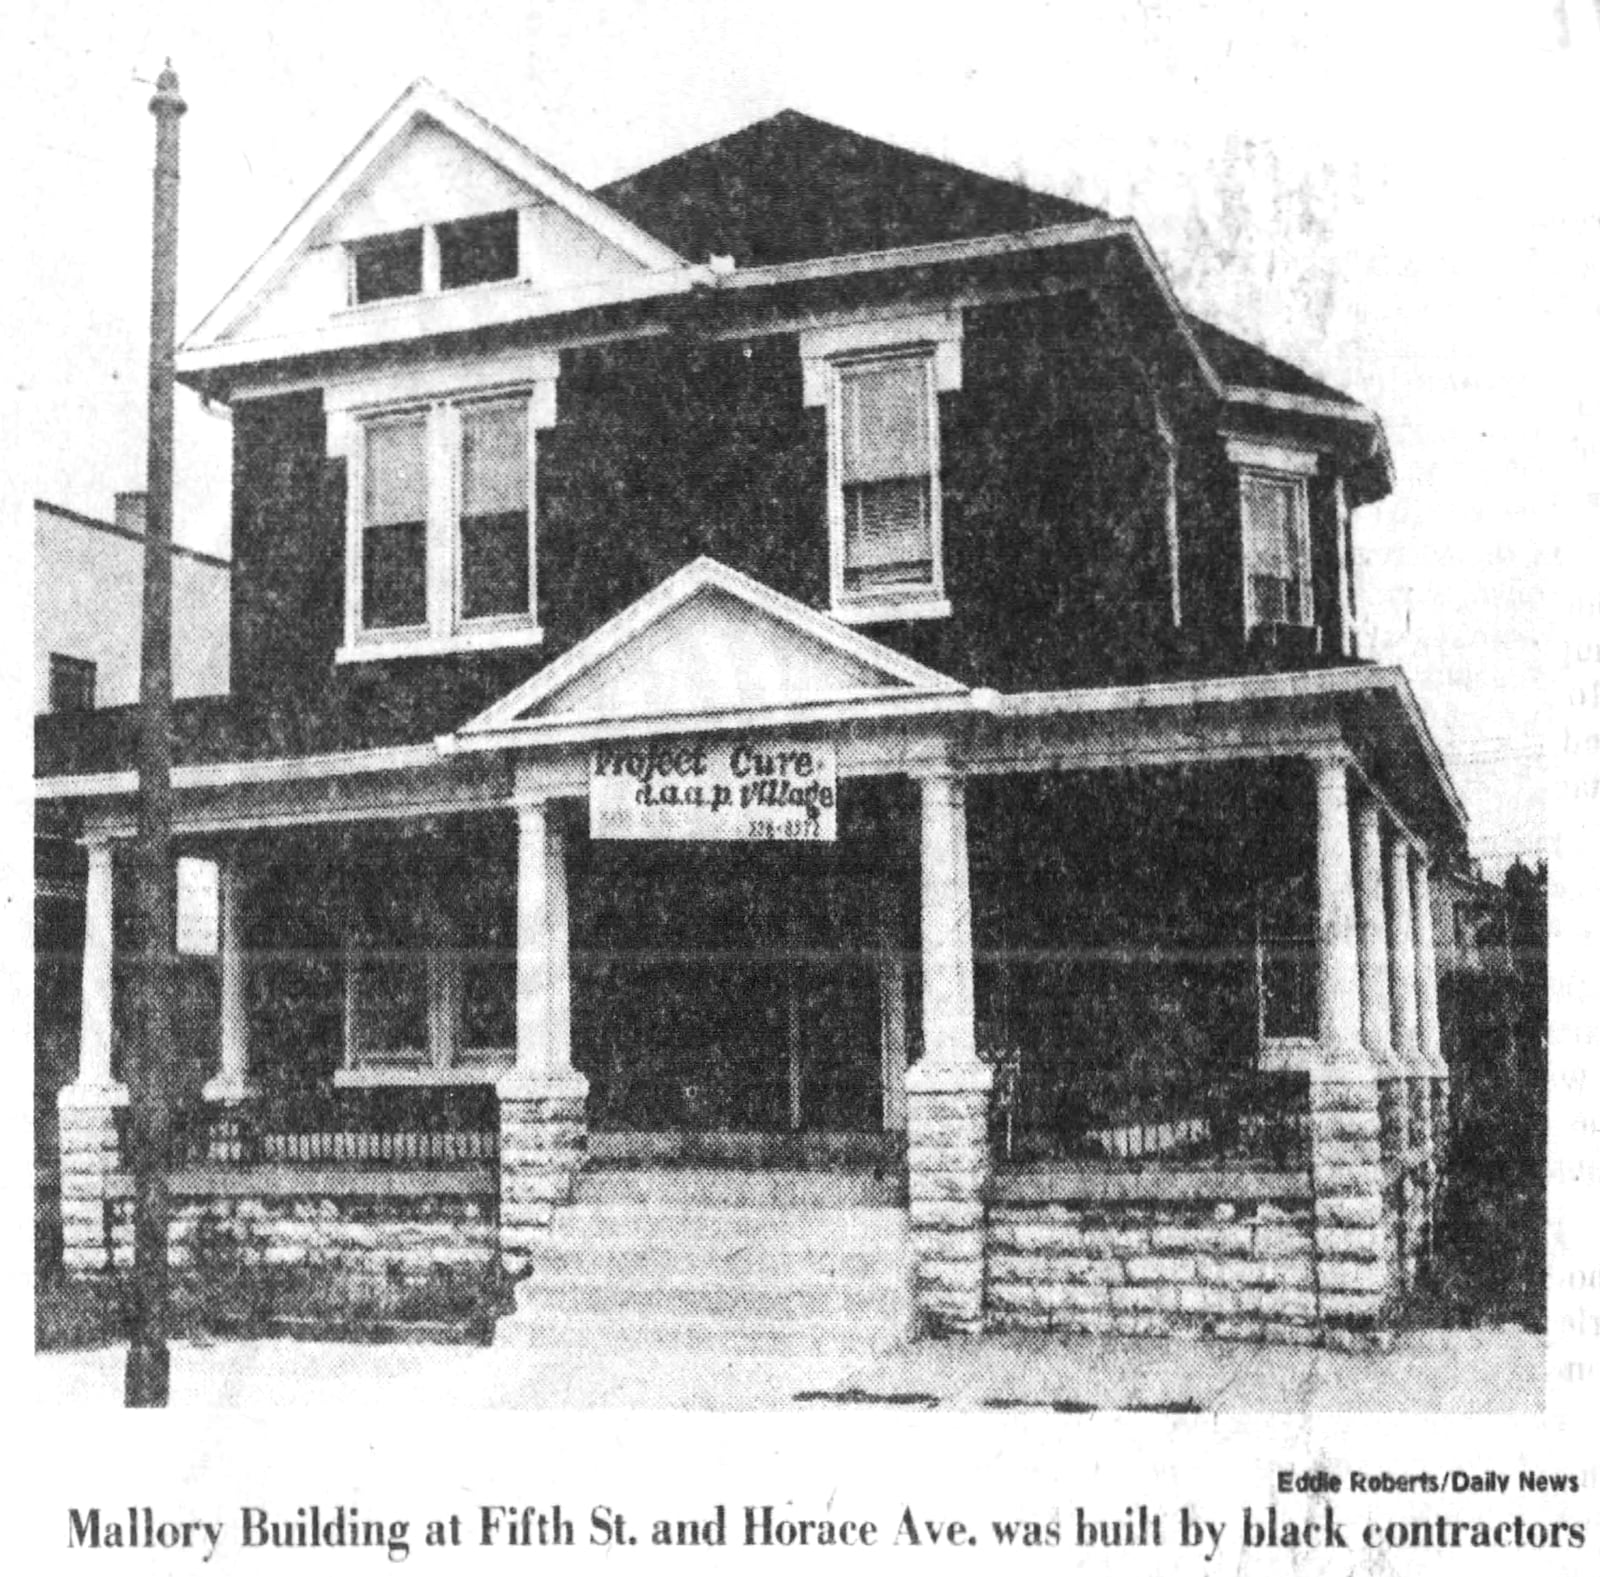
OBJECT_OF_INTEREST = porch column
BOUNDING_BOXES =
[1409,845,1448,1242]
[1308,759,1386,1331]
[906,770,990,1334]
[497,799,588,1271]
[1385,825,1427,1286]
[58,835,126,1276]
[877,888,908,1134]
[203,860,254,1102]
[1353,793,1403,1302]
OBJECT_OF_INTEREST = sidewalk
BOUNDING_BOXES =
[33,1327,1543,1413]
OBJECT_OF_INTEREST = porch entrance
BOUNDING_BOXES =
[570,826,913,1157]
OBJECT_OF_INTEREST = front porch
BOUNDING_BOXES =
[45,566,1460,1349]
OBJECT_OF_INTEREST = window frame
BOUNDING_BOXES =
[824,345,950,624]
[1227,438,1320,637]
[48,652,96,714]
[341,385,544,661]
[344,211,522,308]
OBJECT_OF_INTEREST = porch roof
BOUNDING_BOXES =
[36,662,1463,857]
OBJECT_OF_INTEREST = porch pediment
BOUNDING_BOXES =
[456,558,966,743]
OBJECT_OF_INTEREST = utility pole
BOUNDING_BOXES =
[125,59,185,1410]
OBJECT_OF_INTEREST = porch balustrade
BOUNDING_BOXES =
[128,1086,500,1171]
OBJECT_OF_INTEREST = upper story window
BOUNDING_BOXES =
[1242,472,1311,628]
[48,652,96,713]
[1227,437,1320,634]
[351,229,424,305]
[438,210,519,290]
[347,211,520,306]
[327,349,558,662]
[800,309,962,625]
[835,351,940,605]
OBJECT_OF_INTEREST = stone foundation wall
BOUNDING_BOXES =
[94,1187,499,1326]
[988,1187,1319,1344]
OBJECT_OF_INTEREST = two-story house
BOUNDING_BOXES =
[37,82,1463,1355]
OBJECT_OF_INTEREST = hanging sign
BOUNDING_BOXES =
[589,738,838,841]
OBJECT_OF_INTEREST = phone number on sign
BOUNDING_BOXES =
[747,818,825,841]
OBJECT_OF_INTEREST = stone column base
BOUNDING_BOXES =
[1309,1074,1387,1329]
[906,1061,991,1334]
[496,1071,589,1272]
[57,1083,127,1277]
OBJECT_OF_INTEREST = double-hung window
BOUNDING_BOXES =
[456,399,531,623]
[360,413,429,631]
[836,353,939,600]
[337,360,553,660]
[802,310,961,624]
[1228,439,1319,633]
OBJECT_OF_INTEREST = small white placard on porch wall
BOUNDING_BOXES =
[590,738,838,841]
[176,856,220,955]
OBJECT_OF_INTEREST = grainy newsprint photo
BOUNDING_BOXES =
[25,8,1580,1502]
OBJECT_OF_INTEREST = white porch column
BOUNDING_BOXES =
[918,772,977,1069]
[1386,829,1420,1069]
[498,798,587,1268]
[545,819,573,1077]
[73,838,120,1094]
[511,799,554,1079]
[906,769,990,1334]
[1313,758,1365,1070]
[1409,849,1444,1077]
[204,860,254,1101]
[1353,794,1394,1069]
[1309,759,1387,1330]
[59,835,126,1277]
[877,891,908,1133]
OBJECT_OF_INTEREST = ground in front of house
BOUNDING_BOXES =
[33,1328,1543,1413]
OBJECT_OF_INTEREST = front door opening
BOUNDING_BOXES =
[571,828,911,1143]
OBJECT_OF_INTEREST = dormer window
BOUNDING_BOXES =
[438,210,519,290]
[1227,438,1319,634]
[350,228,424,304]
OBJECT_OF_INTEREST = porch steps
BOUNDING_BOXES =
[495,1168,913,1363]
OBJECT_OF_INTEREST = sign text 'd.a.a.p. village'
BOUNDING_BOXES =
[588,738,838,841]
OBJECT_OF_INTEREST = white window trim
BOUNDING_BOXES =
[328,352,558,661]
[820,343,952,624]
[1155,402,1181,627]
[1228,438,1318,636]
[344,209,524,310]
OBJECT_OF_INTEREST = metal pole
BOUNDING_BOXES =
[125,60,185,1410]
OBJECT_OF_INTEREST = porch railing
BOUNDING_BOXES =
[990,1061,1311,1170]
[119,1087,500,1170]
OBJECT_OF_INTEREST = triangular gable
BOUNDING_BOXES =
[457,558,965,742]
[185,78,686,353]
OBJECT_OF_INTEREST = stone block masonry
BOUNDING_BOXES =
[1310,1078,1388,1330]
[906,1063,991,1333]
[498,1074,589,1272]
[99,1191,499,1326]
[988,1184,1319,1344]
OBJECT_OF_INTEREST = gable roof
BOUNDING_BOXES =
[454,556,968,748]
[184,77,687,354]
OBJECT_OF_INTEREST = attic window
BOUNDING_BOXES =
[351,228,424,304]
[438,210,519,290]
